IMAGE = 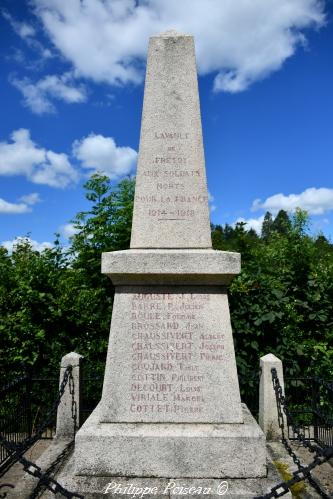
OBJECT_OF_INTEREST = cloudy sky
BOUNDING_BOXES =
[1,0,333,251]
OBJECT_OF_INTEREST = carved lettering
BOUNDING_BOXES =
[154,132,189,139]
[127,292,224,416]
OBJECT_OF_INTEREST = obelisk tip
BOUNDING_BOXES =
[158,29,190,38]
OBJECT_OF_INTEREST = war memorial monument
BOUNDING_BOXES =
[54,30,287,498]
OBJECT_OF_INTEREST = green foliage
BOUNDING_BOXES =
[1,177,332,385]
[0,175,135,378]
[213,208,333,379]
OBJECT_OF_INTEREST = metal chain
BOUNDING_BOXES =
[68,372,77,435]
[271,368,332,498]
[253,447,333,499]
[253,368,333,499]
[0,483,14,498]
[271,368,325,458]
[19,365,74,453]
[28,441,76,499]
[272,367,331,468]
[0,365,83,498]
[0,366,73,466]
[0,437,82,498]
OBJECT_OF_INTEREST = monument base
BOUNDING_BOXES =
[74,404,266,479]
[45,474,290,499]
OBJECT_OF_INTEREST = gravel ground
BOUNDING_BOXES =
[1,439,331,499]
[0,440,51,495]
[268,441,333,498]
[289,442,333,498]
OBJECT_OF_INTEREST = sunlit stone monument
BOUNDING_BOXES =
[73,30,266,491]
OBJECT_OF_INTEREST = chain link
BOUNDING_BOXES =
[0,365,83,498]
[1,438,82,498]
[271,368,325,458]
[2,363,331,499]
[28,441,76,499]
[20,365,74,454]
[0,483,14,498]
[253,447,333,499]
[68,373,77,435]
[253,368,333,499]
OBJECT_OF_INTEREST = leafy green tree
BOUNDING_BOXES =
[271,209,292,235]
[230,209,333,378]
[261,211,273,239]
[0,175,136,378]
[70,174,134,282]
[1,175,332,387]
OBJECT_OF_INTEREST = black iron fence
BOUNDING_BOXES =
[284,375,333,448]
[0,363,104,475]
[1,361,332,497]
[0,365,82,498]
[81,364,103,426]
[258,368,333,499]
[239,367,333,450]
[0,372,58,475]
[0,375,32,473]
[239,369,260,418]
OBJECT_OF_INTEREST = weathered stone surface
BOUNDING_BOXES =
[98,286,242,424]
[259,354,285,440]
[74,405,265,478]
[6,439,72,498]
[130,31,211,249]
[42,444,291,498]
[71,30,265,484]
[10,441,293,499]
[56,352,83,439]
[101,249,240,285]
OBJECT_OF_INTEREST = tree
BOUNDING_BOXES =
[69,174,135,286]
[1,176,332,383]
[261,212,273,239]
[271,210,291,235]
[0,175,136,378]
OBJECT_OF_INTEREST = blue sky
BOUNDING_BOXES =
[1,0,333,251]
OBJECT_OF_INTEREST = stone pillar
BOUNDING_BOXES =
[259,353,285,441]
[56,352,83,439]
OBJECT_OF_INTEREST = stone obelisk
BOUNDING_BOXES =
[74,30,265,481]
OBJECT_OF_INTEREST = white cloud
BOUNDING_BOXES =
[0,198,31,214]
[0,129,79,188]
[73,133,137,179]
[11,73,87,114]
[252,187,333,215]
[3,10,53,60]
[2,11,36,39]
[0,192,42,214]
[59,223,78,239]
[1,237,53,253]
[31,0,325,92]
[234,215,265,234]
[19,192,41,205]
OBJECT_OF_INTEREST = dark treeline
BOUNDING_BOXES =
[1,174,332,382]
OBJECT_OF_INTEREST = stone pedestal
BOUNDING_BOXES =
[75,404,265,478]
[73,249,266,478]
[72,29,266,488]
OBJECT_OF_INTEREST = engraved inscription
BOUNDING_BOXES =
[154,132,189,139]
[128,293,225,416]
[135,129,207,222]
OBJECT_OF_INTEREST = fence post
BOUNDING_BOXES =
[56,352,83,439]
[259,353,285,441]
